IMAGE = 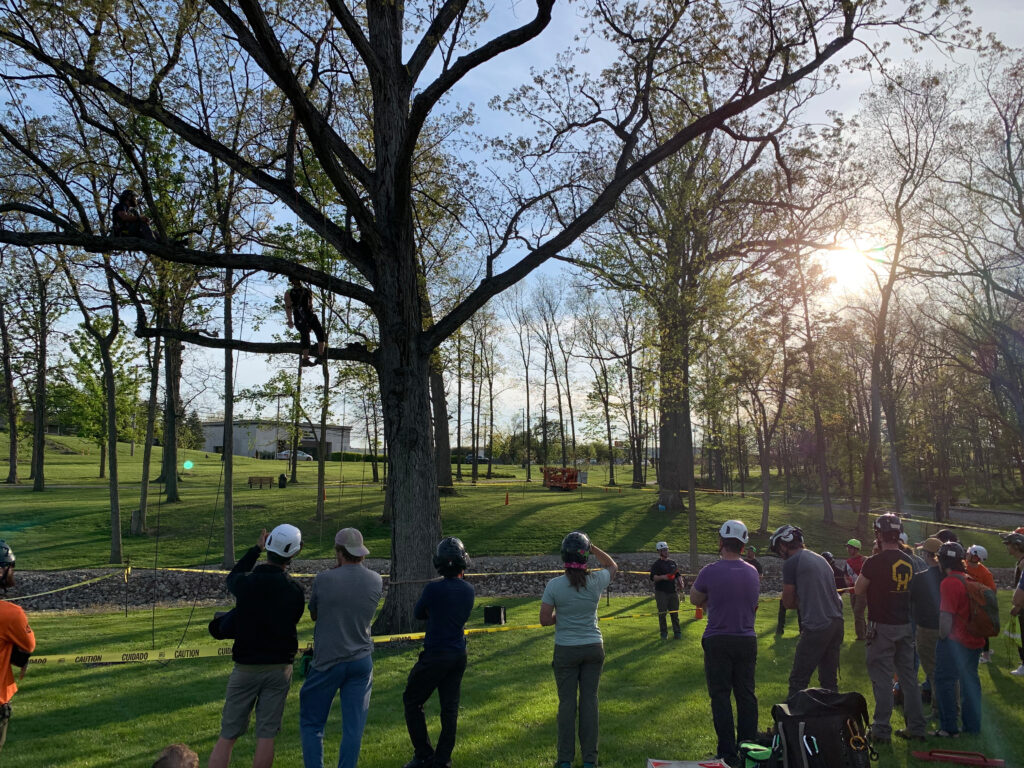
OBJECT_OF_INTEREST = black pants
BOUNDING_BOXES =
[702,635,758,762]
[403,649,467,765]
[295,312,325,352]
[788,617,844,699]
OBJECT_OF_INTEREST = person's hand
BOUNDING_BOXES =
[257,528,269,551]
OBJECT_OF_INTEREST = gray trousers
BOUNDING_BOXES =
[787,617,844,699]
[655,591,681,636]
[552,643,605,765]
[865,622,927,738]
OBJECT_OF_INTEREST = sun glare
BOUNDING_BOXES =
[817,245,884,296]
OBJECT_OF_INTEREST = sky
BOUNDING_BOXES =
[180,0,1023,441]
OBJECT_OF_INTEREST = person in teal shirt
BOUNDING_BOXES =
[540,532,617,768]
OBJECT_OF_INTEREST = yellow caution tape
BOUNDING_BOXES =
[5,573,120,602]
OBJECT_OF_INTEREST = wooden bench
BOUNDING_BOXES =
[247,475,276,489]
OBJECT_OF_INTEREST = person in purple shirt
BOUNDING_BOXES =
[402,538,475,768]
[690,520,761,768]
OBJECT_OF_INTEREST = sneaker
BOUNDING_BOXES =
[660,633,668,640]
[1012,664,1024,676]
[980,652,991,663]
[931,729,959,738]
[673,633,682,640]
[403,757,435,768]
[300,358,317,367]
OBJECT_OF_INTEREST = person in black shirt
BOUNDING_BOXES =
[649,541,682,639]
[111,189,156,241]
[402,538,475,768]
[209,525,305,768]
[285,276,327,367]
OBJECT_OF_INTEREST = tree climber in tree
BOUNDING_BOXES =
[285,275,326,367]
[111,189,157,241]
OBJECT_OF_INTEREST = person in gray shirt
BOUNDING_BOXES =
[771,524,845,700]
[299,528,383,768]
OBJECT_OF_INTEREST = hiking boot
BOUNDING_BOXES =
[403,756,434,768]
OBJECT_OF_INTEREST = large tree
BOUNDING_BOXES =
[0,0,971,630]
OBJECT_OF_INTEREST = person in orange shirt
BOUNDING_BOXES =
[965,545,996,663]
[0,540,35,755]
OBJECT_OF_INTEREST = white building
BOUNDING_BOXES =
[202,419,352,459]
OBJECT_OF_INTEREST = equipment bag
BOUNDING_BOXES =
[772,689,876,768]
[954,574,1000,638]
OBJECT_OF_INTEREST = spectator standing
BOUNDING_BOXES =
[965,545,996,664]
[300,528,383,768]
[649,541,682,640]
[742,546,763,578]
[822,552,847,592]
[1001,530,1024,675]
[769,524,844,699]
[843,539,867,640]
[934,542,985,737]
[402,538,475,768]
[690,520,761,768]
[0,541,35,757]
[540,532,617,768]
[854,513,927,743]
[209,525,306,768]
[909,538,944,718]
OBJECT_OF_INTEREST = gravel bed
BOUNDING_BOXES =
[5,554,1017,613]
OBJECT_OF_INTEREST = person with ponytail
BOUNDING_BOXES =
[540,532,617,768]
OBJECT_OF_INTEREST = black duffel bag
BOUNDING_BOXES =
[771,689,876,768]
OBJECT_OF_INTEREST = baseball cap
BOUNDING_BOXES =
[335,527,370,556]
[917,538,942,554]
[656,541,669,551]
[846,539,861,549]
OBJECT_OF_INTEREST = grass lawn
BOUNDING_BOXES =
[6,595,1024,768]
[1,437,1019,570]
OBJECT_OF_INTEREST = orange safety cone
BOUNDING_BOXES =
[695,607,703,620]
[504,490,509,506]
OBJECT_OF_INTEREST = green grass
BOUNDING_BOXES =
[7,596,1024,767]
[0,435,1019,569]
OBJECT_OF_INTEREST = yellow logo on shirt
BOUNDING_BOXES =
[891,560,913,591]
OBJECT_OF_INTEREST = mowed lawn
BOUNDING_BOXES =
[0,436,1019,569]
[7,595,1024,768]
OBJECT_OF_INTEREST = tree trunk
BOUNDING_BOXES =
[222,270,236,566]
[100,344,122,563]
[132,333,161,535]
[31,284,47,491]
[430,364,453,489]
[0,298,18,484]
[657,309,691,512]
[160,335,182,502]
[371,351,442,634]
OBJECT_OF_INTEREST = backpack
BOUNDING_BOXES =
[954,574,1000,638]
[771,689,876,768]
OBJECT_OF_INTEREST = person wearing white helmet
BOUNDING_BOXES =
[0,540,35,756]
[770,524,844,701]
[209,525,306,768]
[690,520,760,768]
[649,541,682,640]
[964,545,996,663]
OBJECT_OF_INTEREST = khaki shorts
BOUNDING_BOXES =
[220,663,293,740]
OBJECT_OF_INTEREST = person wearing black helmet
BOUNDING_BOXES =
[540,532,617,768]
[299,528,382,768]
[934,542,984,736]
[1001,530,1024,675]
[770,523,844,700]
[854,513,927,743]
[0,540,35,756]
[111,188,157,241]
[402,537,475,768]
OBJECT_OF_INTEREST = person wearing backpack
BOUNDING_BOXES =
[965,545,996,663]
[934,542,985,737]
[853,513,927,743]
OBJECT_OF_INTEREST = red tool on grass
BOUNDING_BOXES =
[911,750,1004,767]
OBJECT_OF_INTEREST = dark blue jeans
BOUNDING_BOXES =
[403,649,468,765]
[935,637,981,734]
[702,635,758,763]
